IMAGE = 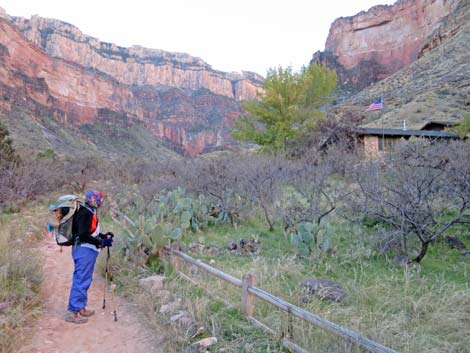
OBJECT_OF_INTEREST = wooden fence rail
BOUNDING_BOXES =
[110,211,398,353]
[169,246,399,353]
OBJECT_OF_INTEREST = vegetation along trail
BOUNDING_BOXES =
[20,235,162,353]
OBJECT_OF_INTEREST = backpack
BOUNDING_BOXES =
[48,195,80,246]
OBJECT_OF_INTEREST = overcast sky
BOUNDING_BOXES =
[1,0,395,75]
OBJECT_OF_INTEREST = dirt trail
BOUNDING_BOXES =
[20,237,163,353]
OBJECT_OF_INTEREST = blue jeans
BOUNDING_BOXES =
[68,245,99,312]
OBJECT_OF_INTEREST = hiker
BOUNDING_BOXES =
[65,190,114,324]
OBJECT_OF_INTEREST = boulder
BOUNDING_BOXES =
[159,299,182,314]
[461,251,470,258]
[300,278,347,303]
[170,310,197,336]
[228,238,259,254]
[239,238,258,253]
[227,241,238,251]
[445,236,466,249]
[392,255,411,266]
[154,289,172,302]
[188,242,222,255]
[139,275,166,292]
[186,337,218,352]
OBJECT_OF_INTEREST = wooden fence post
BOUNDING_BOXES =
[241,272,255,317]
[170,242,180,272]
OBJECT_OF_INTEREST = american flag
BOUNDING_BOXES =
[365,97,383,112]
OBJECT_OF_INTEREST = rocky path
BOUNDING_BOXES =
[20,237,163,353]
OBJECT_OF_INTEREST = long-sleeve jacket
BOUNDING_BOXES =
[72,204,102,247]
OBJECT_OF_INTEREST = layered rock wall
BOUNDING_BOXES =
[0,15,243,156]
[12,16,263,101]
[0,17,141,124]
[313,0,461,92]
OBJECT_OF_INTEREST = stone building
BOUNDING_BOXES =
[353,122,459,158]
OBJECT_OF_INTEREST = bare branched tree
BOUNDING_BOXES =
[63,156,102,193]
[278,147,351,241]
[236,154,290,231]
[349,140,470,262]
[183,156,241,225]
[0,153,66,209]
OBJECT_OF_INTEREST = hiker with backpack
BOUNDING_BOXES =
[64,190,114,324]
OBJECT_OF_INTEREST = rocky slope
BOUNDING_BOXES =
[312,0,461,94]
[1,1,467,158]
[0,8,263,156]
[332,0,469,129]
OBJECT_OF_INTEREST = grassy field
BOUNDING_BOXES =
[108,213,470,353]
[2,192,466,352]
[0,205,45,353]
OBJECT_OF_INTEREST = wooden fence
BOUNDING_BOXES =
[110,209,398,353]
[168,243,399,353]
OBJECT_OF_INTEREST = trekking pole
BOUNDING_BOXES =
[110,281,118,321]
[107,246,118,322]
[102,247,110,309]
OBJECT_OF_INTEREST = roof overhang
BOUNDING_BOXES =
[352,127,459,138]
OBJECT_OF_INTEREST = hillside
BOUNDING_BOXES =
[0,105,180,161]
[0,0,468,159]
[328,0,470,129]
[0,8,262,157]
[312,0,461,94]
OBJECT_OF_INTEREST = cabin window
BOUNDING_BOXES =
[378,137,396,152]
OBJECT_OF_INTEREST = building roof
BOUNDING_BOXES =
[362,118,461,130]
[420,121,458,130]
[352,127,459,138]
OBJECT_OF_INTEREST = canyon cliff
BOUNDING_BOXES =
[0,1,467,158]
[0,9,263,156]
[327,0,469,131]
[11,15,263,102]
[312,0,461,93]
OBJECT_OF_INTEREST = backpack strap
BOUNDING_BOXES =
[79,202,96,215]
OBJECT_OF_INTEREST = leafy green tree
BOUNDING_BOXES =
[450,113,470,138]
[36,148,57,160]
[0,122,19,166]
[232,63,337,151]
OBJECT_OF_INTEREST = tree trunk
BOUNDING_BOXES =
[402,233,408,254]
[412,240,430,263]
[262,205,274,231]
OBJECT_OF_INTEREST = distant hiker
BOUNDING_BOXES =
[65,190,114,324]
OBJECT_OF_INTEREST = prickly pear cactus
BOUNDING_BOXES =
[290,222,332,256]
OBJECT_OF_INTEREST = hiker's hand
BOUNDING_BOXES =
[102,237,113,247]
[98,232,114,240]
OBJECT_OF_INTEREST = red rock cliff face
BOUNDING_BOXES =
[11,15,263,101]
[312,0,461,92]
[0,16,143,124]
[0,11,260,156]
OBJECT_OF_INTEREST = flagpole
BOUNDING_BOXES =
[381,97,384,153]
[365,97,384,154]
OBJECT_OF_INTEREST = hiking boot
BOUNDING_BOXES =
[79,308,95,317]
[65,311,88,324]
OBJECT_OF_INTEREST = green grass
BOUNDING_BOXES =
[0,206,45,353]
[109,212,470,353]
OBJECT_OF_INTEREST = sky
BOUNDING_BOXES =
[1,0,395,76]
